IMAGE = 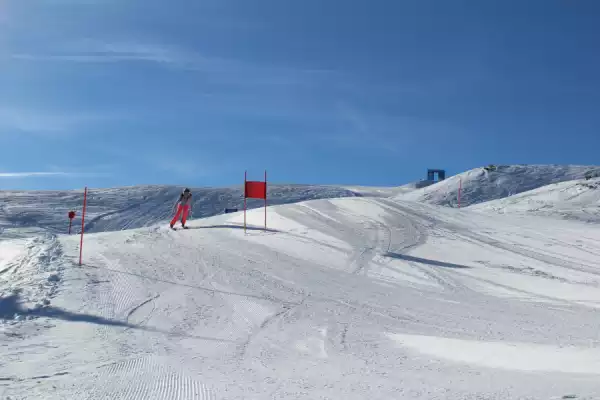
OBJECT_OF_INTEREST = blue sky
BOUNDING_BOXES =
[1,0,599,190]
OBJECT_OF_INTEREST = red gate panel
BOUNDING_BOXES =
[245,181,267,199]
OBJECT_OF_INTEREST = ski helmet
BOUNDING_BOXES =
[183,188,190,193]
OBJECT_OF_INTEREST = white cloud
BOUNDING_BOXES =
[0,172,67,178]
[11,40,217,69]
[0,171,107,178]
[10,39,340,88]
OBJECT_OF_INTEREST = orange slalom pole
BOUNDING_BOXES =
[244,171,247,234]
[79,187,87,266]
[264,170,267,230]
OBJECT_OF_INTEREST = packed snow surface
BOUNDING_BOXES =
[2,194,600,399]
[471,177,600,223]
[399,164,600,208]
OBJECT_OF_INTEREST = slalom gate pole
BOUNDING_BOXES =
[244,171,247,234]
[264,170,267,230]
[79,187,87,266]
[68,219,72,235]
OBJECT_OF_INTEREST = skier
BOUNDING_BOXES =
[170,188,193,229]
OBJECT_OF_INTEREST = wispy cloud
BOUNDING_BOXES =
[0,172,66,178]
[13,41,183,65]
[11,39,340,87]
[0,107,115,135]
[12,40,234,71]
[0,171,104,178]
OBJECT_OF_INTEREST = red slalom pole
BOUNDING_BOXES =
[264,170,267,230]
[244,171,247,234]
[79,187,88,266]
[68,219,72,235]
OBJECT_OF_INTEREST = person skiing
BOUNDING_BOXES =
[170,188,193,229]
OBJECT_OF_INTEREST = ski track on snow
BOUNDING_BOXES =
[3,191,600,399]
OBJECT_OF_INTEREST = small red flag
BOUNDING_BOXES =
[245,181,267,199]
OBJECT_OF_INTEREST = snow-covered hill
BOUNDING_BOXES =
[7,164,593,241]
[340,181,426,197]
[471,176,600,223]
[399,164,600,208]
[0,184,363,240]
[2,196,600,399]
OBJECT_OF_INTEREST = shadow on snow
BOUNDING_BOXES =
[384,252,472,269]
[186,224,280,233]
[0,290,236,343]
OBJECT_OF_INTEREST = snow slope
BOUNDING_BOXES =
[471,177,600,223]
[2,196,600,399]
[0,184,362,240]
[339,181,424,197]
[399,164,600,208]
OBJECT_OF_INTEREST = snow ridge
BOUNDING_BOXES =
[472,176,600,222]
[398,164,600,208]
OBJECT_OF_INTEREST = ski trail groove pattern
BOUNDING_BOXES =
[126,294,160,323]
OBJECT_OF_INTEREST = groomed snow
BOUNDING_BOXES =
[388,333,600,375]
[2,193,600,399]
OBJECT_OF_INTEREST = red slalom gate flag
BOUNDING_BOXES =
[245,181,267,199]
[243,170,268,233]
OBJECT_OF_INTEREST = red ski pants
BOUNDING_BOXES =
[171,204,190,226]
